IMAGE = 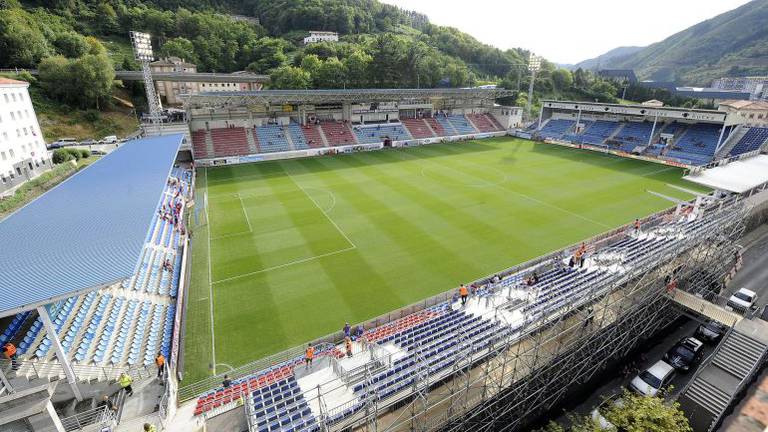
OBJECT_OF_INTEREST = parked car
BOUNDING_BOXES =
[49,137,77,148]
[726,287,757,312]
[695,320,727,343]
[91,149,107,156]
[79,138,98,146]
[101,135,118,144]
[663,337,704,371]
[629,360,675,397]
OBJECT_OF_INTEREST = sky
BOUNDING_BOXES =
[380,0,753,64]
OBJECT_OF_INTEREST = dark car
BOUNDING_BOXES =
[695,320,727,343]
[663,337,705,371]
[79,139,98,146]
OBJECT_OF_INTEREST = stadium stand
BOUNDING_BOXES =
[424,117,447,136]
[729,127,768,156]
[401,118,435,139]
[320,121,357,146]
[665,123,723,165]
[468,113,503,133]
[352,124,411,144]
[211,127,251,156]
[575,120,620,146]
[287,123,310,150]
[609,121,654,152]
[5,168,191,370]
[538,119,575,139]
[192,130,209,158]
[255,124,291,153]
[445,115,478,135]
[299,124,326,148]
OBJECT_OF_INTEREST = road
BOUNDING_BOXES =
[548,224,768,426]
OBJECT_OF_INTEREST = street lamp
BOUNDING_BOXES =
[130,31,163,134]
[526,53,542,120]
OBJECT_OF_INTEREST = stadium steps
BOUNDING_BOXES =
[465,115,481,132]
[283,126,297,151]
[421,118,438,136]
[487,114,505,130]
[424,117,447,136]
[204,131,214,157]
[715,125,748,158]
[246,127,259,154]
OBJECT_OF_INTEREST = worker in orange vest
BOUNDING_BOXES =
[305,344,315,369]
[344,337,353,358]
[155,352,166,380]
[634,218,641,233]
[2,342,18,370]
[459,284,469,306]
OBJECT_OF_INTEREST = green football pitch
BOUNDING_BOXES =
[183,137,708,383]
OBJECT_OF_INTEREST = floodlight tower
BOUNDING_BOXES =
[130,31,162,133]
[526,53,542,120]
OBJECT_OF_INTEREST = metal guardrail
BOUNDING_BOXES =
[0,358,155,383]
[59,405,117,431]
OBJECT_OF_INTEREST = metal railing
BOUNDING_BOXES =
[59,405,117,432]
[0,358,155,383]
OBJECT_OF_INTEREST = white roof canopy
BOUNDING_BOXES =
[684,155,768,193]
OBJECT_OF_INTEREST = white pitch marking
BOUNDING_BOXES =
[282,167,356,249]
[211,246,356,285]
[238,194,253,233]
[203,168,217,374]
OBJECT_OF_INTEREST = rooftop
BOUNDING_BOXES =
[0,134,183,317]
[0,78,28,86]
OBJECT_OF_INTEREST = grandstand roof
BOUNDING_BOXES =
[0,134,183,317]
[180,88,515,109]
[684,155,768,193]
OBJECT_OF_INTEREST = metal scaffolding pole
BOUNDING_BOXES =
[37,306,83,401]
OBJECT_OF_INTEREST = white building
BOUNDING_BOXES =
[0,78,51,196]
[303,31,339,45]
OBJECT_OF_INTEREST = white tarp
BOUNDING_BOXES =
[684,155,768,193]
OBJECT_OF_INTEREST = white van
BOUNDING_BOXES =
[101,135,118,144]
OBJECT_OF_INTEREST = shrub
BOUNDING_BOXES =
[83,110,100,122]
[64,147,82,160]
[52,148,73,164]
[79,149,91,159]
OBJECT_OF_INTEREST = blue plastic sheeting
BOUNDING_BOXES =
[0,134,183,316]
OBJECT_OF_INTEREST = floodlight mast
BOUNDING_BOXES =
[130,31,163,134]
[526,54,542,120]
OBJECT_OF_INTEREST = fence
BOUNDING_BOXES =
[0,358,155,383]
[58,405,117,432]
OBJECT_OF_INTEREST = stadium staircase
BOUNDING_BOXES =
[678,319,768,432]
[0,169,191,385]
[300,124,327,148]
[320,121,357,146]
[401,118,435,139]
[246,127,260,154]
[185,208,732,431]
[424,117,446,136]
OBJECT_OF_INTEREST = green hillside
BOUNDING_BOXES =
[605,0,768,84]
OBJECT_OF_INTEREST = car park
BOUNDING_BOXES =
[663,337,704,371]
[695,320,727,343]
[629,360,675,397]
[726,287,757,312]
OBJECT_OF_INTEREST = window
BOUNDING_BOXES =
[10,112,15,121]
[1,152,6,160]
[16,167,21,176]
[19,92,23,101]
[23,127,28,136]
[3,94,8,103]
[9,149,14,158]
[11,93,16,102]
[28,162,32,170]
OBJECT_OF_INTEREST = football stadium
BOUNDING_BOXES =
[3,5,768,432]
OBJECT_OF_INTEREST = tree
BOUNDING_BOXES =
[39,52,114,109]
[158,37,199,64]
[269,65,311,89]
[536,390,692,432]
[552,68,574,91]
[0,9,52,68]
[244,37,288,73]
[314,56,347,88]
[300,54,322,78]
[342,50,372,88]
[54,32,89,58]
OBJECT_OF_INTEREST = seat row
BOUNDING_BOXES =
[730,127,768,156]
